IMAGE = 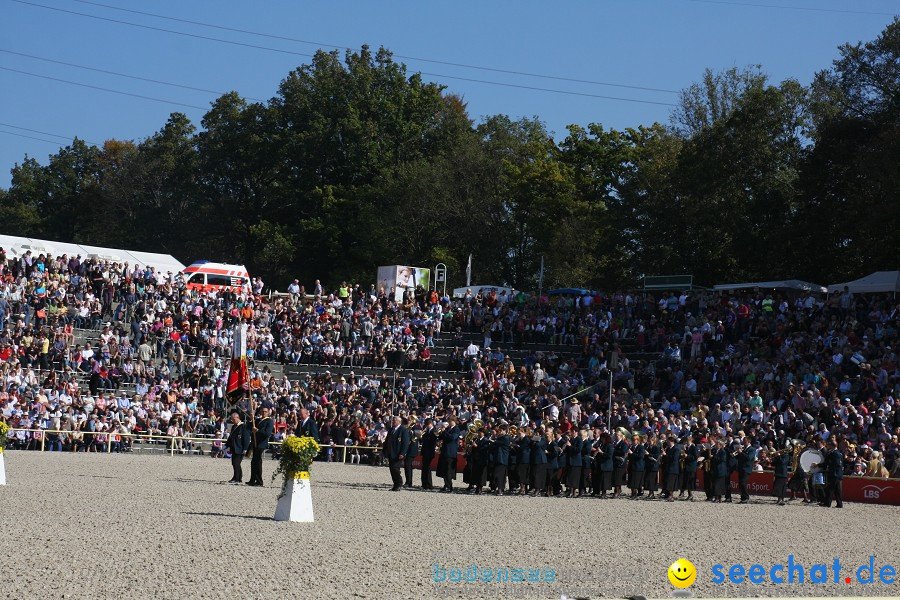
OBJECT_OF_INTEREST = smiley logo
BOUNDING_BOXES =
[668,559,696,588]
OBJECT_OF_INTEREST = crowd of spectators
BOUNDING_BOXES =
[1,245,898,480]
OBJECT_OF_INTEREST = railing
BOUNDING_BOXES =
[7,428,380,463]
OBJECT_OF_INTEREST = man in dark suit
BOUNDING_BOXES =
[384,416,410,491]
[247,406,274,487]
[295,407,319,441]
[737,437,756,503]
[438,417,462,492]
[821,439,843,508]
[663,437,682,502]
[404,421,420,488]
[725,435,740,502]
[492,425,511,496]
[679,434,699,501]
[225,411,251,484]
[419,418,437,490]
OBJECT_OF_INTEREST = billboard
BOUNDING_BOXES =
[376,265,431,302]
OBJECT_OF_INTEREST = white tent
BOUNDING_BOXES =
[0,234,185,274]
[714,279,827,294]
[827,271,900,294]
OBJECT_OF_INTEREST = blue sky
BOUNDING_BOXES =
[0,0,896,187]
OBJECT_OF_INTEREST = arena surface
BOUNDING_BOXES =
[1,453,898,600]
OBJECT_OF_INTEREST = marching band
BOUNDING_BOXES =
[385,414,845,506]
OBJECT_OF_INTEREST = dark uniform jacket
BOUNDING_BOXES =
[226,421,251,456]
[439,426,462,458]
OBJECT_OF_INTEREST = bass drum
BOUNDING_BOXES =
[800,449,824,473]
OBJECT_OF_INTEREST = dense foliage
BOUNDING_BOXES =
[1,21,898,290]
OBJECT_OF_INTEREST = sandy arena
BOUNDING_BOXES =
[1,452,898,599]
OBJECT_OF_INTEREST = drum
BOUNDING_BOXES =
[800,449,824,473]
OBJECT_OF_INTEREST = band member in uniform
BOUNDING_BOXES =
[420,418,437,490]
[772,442,791,505]
[508,429,519,492]
[468,428,490,494]
[247,406,274,486]
[514,427,532,495]
[820,438,844,508]
[529,428,548,496]
[612,430,628,498]
[492,424,511,495]
[713,438,729,502]
[545,430,561,497]
[385,415,410,491]
[627,433,646,498]
[679,434,699,501]
[702,441,715,501]
[579,427,592,496]
[596,433,614,498]
[663,436,682,502]
[404,421,420,487]
[225,411,250,484]
[438,416,462,492]
[556,431,568,496]
[725,435,740,502]
[737,436,755,504]
[644,435,661,499]
[563,430,583,498]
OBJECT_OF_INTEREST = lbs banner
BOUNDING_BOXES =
[696,471,900,505]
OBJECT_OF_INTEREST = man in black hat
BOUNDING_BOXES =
[225,411,251,484]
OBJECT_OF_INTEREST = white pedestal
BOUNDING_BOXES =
[0,451,6,486]
[274,472,313,522]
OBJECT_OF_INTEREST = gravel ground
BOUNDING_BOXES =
[0,452,898,600]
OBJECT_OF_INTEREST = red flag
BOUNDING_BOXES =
[226,323,249,405]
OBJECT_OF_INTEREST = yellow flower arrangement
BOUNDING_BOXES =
[272,434,320,488]
[0,421,9,452]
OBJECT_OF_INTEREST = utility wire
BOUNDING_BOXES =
[0,121,101,146]
[71,0,681,94]
[0,49,266,102]
[0,65,208,110]
[0,129,72,145]
[683,0,896,16]
[10,0,677,106]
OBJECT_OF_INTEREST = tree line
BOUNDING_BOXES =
[1,20,897,291]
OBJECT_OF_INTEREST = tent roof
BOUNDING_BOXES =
[713,279,827,293]
[827,271,900,294]
[0,234,185,274]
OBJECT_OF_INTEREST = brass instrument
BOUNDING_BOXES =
[790,440,805,474]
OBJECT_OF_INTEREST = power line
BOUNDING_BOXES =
[414,73,677,106]
[683,0,896,17]
[0,65,208,110]
[0,49,266,102]
[0,129,71,146]
[10,0,677,106]
[71,0,681,94]
[0,122,101,146]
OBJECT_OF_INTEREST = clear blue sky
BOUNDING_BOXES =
[0,0,896,187]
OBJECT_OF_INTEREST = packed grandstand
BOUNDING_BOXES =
[0,246,897,485]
